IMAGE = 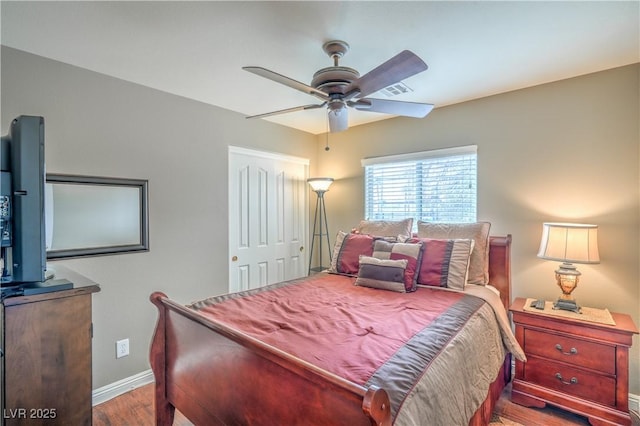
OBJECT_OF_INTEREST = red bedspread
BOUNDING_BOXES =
[192,273,469,385]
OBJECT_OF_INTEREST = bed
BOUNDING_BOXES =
[149,234,524,425]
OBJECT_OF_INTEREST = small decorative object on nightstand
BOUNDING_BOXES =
[537,222,600,313]
[510,297,638,426]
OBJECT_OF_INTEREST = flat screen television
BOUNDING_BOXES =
[1,115,46,285]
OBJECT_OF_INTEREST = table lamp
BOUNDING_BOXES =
[537,222,600,313]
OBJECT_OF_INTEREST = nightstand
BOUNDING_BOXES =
[510,297,638,426]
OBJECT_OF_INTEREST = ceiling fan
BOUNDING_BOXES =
[243,40,434,133]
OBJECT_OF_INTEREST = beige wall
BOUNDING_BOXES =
[315,63,640,393]
[1,47,318,388]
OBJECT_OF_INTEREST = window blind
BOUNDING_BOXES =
[362,145,477,224]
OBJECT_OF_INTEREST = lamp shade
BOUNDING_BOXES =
[537,222,600,264]
[307,177,334,192]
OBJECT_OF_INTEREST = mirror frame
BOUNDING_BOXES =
[46,174,149,260]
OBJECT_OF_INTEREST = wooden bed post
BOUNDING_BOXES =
[488,235,512,311]
[149,292,175,426]
[488,235,514,387]
[363,386,392,426]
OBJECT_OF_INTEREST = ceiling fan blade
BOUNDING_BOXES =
[345,50,428,99]
[246,103,325,119]
[351,98,434,118]
[328,107,348,133]
[243,66,330,101]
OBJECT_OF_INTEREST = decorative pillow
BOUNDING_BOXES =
[355,256,408,293]
[329,231,375,275]
[355,218,413,240]
[416,221,491,285]
[410,238,474,290]
[372,240,423,292]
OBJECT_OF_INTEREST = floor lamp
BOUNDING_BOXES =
[308,177,333,274]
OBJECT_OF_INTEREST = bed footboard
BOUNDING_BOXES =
[149,292,392,426]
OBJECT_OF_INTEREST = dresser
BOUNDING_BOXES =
[510,297,638,426]
[1,284,100,425]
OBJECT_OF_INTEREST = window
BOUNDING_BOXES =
[362,145,477,225]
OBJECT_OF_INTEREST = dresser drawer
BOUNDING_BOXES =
[524,328,615,374]
[524,356,616,406]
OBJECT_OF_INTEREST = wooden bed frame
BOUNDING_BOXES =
[149,235,512,426]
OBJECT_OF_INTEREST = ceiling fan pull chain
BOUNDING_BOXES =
[325,116,330,151]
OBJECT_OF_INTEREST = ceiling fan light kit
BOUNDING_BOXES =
[243,40,434,133]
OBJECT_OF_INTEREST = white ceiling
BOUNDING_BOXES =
[1,1,638,135]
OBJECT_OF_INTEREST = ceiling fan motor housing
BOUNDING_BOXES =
[311,40,360,95]
[311,67,360,94]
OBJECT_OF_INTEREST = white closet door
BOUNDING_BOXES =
[229,147,308,292]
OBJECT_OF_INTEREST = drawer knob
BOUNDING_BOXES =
[555,344,577,355]
[555,373,578,385]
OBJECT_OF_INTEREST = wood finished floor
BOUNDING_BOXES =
[92,382,640,425]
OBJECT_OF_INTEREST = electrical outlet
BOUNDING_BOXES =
[116,338,130,359]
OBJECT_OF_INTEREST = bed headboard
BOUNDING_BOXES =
[488,235,512,310]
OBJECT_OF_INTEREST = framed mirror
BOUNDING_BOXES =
[46,174,149,260]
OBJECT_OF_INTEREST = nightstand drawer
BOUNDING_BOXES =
[524,328,615,374]
[524,356,616,406]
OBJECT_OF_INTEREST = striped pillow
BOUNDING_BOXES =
[411,238,474,290]
[416,221,490,285]
[329,231,375,275]
[372,240,423,292]
[355,256,408,293]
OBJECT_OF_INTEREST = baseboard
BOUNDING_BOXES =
[92,369,154,406]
